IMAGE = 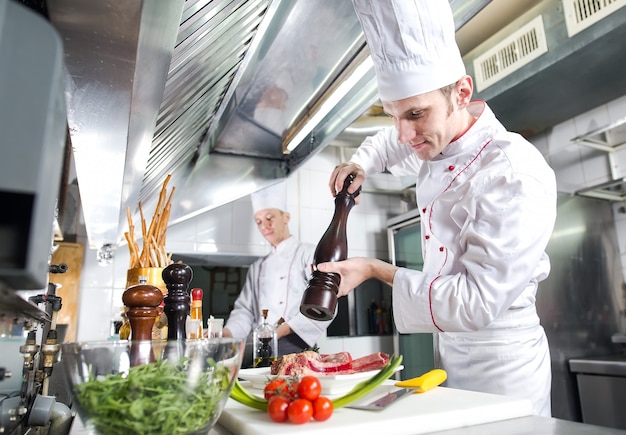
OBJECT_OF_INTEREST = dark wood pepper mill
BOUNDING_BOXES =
[300,173,361,320]
[162,263,193,340]
[122,278,163,366]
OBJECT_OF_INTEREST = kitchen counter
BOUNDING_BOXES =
[68,384,626,435]
[213,416,626,435]
[213,380,626,435]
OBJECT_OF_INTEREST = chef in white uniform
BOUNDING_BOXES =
[318,0,556,417]
[223,181,332,361]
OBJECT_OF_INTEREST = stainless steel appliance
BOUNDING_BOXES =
[387,209,435,381]
[536,194,625,421]
[0,2,72,433]
[569,355,626,430]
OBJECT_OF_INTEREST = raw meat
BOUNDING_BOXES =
[270,351,389,376]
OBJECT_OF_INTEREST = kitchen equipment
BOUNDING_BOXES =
[162,263,193,340]
[569,355,626,430]
[347,369,447,410]
[62,338,245,435]
[300,174,361,321]
[387,209,435,380]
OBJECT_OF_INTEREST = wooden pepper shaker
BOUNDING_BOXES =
[300,173,361,320]
[162,263,193,340]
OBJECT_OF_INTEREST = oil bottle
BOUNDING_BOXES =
[253,309,277,367]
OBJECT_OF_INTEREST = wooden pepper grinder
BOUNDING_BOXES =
[162,263,193,340]
[122,277,163,366]
[300,173,361,320]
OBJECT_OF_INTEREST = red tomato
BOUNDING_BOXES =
[296,376,322,402]
[287,398,313,424]
[267,395,290,423]
[264,378,287,400]
[312,396,334,422]
[285,380,299,399]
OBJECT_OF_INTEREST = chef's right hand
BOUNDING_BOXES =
[329,162,365,198]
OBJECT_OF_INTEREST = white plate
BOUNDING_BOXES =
[238,365,403,396]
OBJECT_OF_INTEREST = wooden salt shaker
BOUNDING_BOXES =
[122,278,163,365]
[300,173,361,321]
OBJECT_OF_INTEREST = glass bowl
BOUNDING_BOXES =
[61,338,245,435]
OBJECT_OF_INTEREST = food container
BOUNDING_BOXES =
[126,267,167,294]
[61,338,245,434]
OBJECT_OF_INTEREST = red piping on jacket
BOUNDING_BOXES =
[426,138,493,332]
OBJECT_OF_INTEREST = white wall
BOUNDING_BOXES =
[74,94,626,350]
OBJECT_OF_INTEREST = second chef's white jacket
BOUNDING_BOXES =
[225,236,331,350]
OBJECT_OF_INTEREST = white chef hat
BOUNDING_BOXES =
[352,0,466,102]
[251,181,287,213]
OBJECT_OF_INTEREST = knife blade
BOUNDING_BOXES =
[346,369,447,411]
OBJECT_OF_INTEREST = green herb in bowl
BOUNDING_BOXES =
[62,339,245,435]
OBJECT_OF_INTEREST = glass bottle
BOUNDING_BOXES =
[188,288,203,339]
[253,309,277,368]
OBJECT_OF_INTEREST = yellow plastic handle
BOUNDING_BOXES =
[394,369,447,393]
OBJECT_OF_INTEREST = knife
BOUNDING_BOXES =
[346,369,447,411]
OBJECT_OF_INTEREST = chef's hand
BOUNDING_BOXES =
[317,257,398,297]
[276,322,292,339]
[329,162,365,200]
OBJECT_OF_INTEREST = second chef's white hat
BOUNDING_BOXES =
[351,0,466,102]
[251,180,287,213]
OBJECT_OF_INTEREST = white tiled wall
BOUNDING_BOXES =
[75,94,626,351]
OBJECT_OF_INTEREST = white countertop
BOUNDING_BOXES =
[216,382,535,435]
[69,382,626,435]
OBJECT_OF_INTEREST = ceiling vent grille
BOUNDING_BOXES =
[473,15,547,92]
[563,0,626,37]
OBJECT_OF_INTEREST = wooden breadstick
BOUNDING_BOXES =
[138,202,147,240]
[149,246,159,268]
[124,232,136,268]
[125,175,175,269]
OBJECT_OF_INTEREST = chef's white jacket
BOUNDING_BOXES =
[350,101,556,416]
[225,236,331,349]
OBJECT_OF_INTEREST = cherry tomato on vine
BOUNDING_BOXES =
[267,395,290,423]
[264,378,288,400]
[312,396,334,422]
[296,376,322,402]
[287,398,313,424]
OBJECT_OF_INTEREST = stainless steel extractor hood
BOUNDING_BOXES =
[463,0,626,138]
[44,0,492,250]
[47,0,373,249]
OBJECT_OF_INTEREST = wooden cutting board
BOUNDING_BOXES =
[217,383,534,435]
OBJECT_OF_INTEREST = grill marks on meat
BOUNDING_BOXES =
[270,351,390,376]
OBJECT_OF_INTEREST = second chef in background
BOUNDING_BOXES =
[222,181,333,364]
